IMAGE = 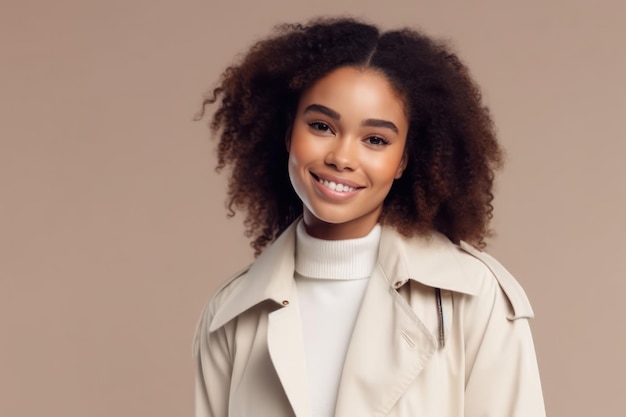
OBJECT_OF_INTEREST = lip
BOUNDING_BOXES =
[310,171,364,200]
[310,171,364,189]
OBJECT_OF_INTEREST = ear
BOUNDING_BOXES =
[394,152,408,179]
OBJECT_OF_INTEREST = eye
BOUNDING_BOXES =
[364,136,390,146]
[308,121,333,134]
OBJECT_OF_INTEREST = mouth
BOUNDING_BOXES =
[311,172,361,193]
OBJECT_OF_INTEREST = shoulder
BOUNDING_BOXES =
[205,266,252,317]
[456,241,534,320]
[381,228,534,320]
[198,221,299,335]
[192,266,251,355]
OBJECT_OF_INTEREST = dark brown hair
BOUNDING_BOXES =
[200,17,503,255]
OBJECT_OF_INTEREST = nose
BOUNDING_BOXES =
[324,138,357,171]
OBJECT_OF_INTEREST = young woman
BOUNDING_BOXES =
[194,17,545,417]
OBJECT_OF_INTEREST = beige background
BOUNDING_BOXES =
[1,0,625,416]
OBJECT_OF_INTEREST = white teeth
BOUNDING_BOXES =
[318,178,355,192]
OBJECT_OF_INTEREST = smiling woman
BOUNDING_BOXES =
[288,67,408,240]
[195,17,545,417]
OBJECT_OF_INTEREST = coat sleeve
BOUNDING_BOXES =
[459,245,546,417]
[193,300,232,417]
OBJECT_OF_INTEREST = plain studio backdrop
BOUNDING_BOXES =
[1,0,624,416]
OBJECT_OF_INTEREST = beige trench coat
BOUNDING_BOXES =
[194,222,546,417]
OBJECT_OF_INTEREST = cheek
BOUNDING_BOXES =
[287,151,313,210]
[369,154,406,183]
[287,136,311,189]
[287,143,306,175]
[287,151,302,183]
[287,128,319,167]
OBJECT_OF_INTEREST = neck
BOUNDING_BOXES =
[302,210,381,240]
[295,220,381,279]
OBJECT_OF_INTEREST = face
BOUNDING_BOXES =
[287,66,409,240]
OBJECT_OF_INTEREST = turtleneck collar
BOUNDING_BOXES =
[294,220,381,280]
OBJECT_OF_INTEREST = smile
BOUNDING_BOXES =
[310,172,362,194]
[317,177,356,193]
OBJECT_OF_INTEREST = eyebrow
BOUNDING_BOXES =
[362,118,399,134]
[304,104,340,120]
[304,103,399,134]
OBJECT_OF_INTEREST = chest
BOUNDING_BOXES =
[224,279,469,417]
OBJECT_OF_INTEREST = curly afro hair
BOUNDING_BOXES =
[200,17,503,255]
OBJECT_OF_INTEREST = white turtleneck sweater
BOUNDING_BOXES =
[294,221,381,417]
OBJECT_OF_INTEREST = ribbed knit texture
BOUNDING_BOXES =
[294,220,381,417]
[295,221,381,280]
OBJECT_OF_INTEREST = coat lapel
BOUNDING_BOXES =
[334,228,482,416]
[267,293,312,417]
[209,222,312,417]
[333,262,437,416]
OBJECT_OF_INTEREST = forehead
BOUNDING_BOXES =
[297,66,407,125]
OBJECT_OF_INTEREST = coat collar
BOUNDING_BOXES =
[377,225,482,296]
[209,221,298,332]
[210,221,481,332]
